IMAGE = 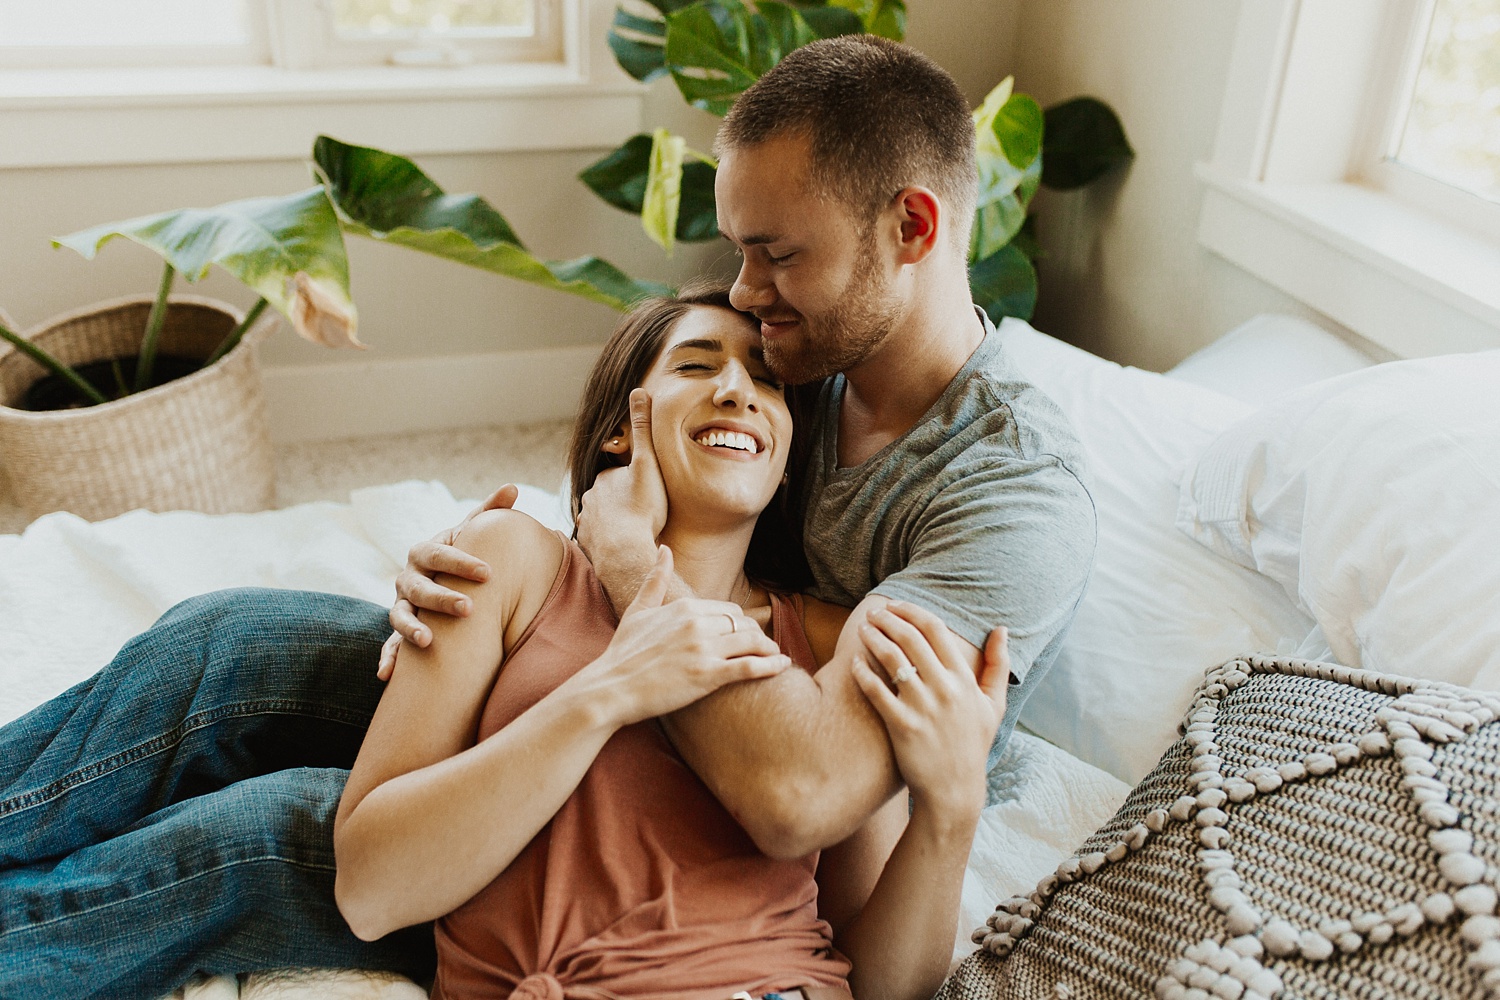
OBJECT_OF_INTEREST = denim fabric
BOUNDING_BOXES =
[0,588,436,1000]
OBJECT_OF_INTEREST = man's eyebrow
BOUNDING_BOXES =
[718,230,777,246]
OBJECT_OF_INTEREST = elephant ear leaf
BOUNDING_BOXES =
[827,0,905,39]
[969,242,1037,322]
[314,135,668,311]
[55,186,357,340]
[969,77,1043,262]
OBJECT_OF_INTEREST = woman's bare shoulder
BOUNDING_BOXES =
[797,594,855,668]
[454,509,566,642]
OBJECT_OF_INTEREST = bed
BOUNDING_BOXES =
[6,314,1496,999]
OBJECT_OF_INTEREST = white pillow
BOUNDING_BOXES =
[997,320,1316,784]
[1176,350,1500,691]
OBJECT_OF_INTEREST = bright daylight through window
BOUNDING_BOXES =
[1393,0,1500,204]
[333,0,532,38]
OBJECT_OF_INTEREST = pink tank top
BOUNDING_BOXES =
[432,537,852,1000]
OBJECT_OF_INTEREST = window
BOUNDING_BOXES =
[0,0,556,70]
[1197,0,1500,359]
[1389,0,1500,205]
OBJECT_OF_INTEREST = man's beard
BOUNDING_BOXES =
[763,243,902,386]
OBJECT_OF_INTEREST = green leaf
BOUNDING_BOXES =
[665,0,761,116]
[608,5,669,82]
[795,3,863,38]
[314,136,667,311]
[578,134,720,242]
[579,134,656,215]
[55,185,355,332]
[642,128,687,255]
[1041,96,1134,190]
[970,77,1043,262]
[993,93,1044,171]
[663,0,821,115]
[969,243,1037,322]
[828,0,904,39]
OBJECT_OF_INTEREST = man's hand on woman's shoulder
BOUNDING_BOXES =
[379,483,521,680]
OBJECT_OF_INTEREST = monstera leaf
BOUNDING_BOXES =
[610,0,866,88]
[55,187,358,345]
[970,77,1045,263]
[314,136,668,311]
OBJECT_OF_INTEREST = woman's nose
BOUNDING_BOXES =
[713,365,758,411]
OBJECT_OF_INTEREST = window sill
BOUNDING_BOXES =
[1197,164,1500,359]
[0,62,646,168]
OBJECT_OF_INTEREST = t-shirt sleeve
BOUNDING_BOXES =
[869,451,1097,685]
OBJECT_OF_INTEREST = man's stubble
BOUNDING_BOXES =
[763,235,903,387]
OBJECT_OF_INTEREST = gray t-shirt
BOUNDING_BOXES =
[799,311,1097,771]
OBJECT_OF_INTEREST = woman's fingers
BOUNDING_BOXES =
[388,597,429,646]
[979,626,1011,709]
[885,601,971,672]
[395,567,472,618]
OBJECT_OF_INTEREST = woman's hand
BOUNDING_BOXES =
[378,484,520,680]
[850,603,1009,821]
[574,545,792,728]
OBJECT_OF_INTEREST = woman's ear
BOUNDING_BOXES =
[601,422,632,462]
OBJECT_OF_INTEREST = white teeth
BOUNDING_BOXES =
[695,430,759,454]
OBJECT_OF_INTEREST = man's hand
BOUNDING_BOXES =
[377,484,520,681]
[851,604,1008,820]
[576,389,674,615]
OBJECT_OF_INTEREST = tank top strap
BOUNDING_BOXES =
[768,591,818,673]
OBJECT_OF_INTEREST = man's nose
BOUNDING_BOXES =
[730,259,774,312]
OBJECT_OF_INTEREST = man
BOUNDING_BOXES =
[0,34,1093,1000]
[392,34,1095,858]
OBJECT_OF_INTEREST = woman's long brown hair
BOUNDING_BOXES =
[565,283,811,593]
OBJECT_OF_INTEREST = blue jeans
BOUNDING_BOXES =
[0,588,436,1000]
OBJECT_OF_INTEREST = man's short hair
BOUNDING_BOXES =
[716,34,978,250]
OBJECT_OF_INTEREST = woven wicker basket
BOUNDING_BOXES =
[0,294,277,522]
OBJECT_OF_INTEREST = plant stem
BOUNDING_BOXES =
[0,320,110,407]
[134,261,175,394]
[110,358,129,397]
[203,296,269,368]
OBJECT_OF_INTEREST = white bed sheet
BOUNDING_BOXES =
[1,480,1127,996]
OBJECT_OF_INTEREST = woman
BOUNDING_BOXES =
[333,285,1007,1000]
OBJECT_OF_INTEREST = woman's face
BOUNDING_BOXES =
[634,305,793,526]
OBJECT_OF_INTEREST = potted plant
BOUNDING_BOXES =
[0,186,362,522]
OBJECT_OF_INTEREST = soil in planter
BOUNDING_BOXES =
[21,355,205,411]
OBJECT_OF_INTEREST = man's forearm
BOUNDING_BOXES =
[661,602,904,858]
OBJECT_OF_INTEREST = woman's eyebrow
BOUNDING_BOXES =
[668,338,724,354]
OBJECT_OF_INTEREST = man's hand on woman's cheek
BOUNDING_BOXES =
[577,389,674,615]
[377,483,519,681]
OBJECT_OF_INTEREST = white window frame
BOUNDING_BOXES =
[0,0,644,169]
[1197,0,1500,359]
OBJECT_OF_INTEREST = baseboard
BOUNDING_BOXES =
[262,344,602,443]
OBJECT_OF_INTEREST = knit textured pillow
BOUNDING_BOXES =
[939,655,1500,1000]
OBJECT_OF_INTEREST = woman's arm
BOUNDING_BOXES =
[828,606,1010,1000]
[335,519,790,941]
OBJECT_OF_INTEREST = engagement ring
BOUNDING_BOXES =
[893,665,917,685]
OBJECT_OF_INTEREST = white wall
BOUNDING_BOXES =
[0,0,1020,441]
[1011,0,1354,370]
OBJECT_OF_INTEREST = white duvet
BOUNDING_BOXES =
[0,480,1127,997]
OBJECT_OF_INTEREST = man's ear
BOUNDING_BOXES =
[892,186,942,265]
[601,421,632,463]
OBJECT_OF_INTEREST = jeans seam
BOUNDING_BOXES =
[0,700,371,819]
[0,853,338,937]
